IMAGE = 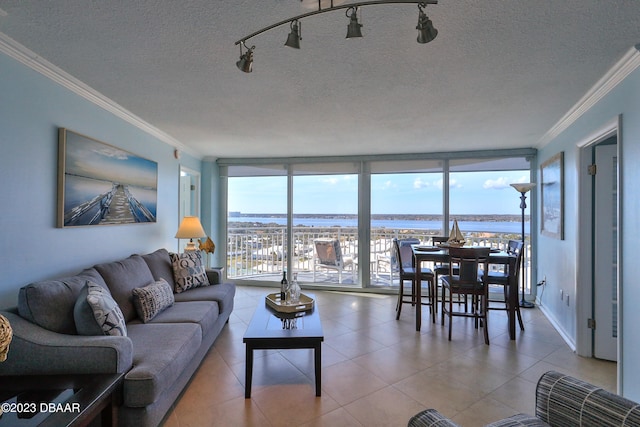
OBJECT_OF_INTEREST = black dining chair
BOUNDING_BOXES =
[485,240,525,331]
[441,246,491,344]
[431,236,464,310]
[394,238,436,323]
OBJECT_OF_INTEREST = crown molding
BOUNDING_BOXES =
[537,44,640,148]
[0,31,202,159]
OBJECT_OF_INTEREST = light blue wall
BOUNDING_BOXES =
[537,60,640,399]
[0,52,201,307]
[201,160,222,268]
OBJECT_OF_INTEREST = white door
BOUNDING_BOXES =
[593,143,618,361]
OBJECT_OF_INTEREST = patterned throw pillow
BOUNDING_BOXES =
[170,251,210,293]
[132,278,175,323]
[84,281,127,336]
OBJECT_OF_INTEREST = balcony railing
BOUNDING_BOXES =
[226,225,532,292]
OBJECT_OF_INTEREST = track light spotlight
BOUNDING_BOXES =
[234,1,439,71]
[416,3,437,44]
[345,7,363,39]
[284,20,301,49]
[236,43,255,73]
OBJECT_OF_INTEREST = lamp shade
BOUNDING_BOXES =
[175,216,207,239]
[510,183,536,194]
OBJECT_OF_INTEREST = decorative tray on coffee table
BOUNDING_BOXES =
[265,292,314,313]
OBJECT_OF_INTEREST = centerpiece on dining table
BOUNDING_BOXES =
[446,219,466,247]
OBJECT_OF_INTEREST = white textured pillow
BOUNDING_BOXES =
[170,251,210,293]
[132,279,175,322]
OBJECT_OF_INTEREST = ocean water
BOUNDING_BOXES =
[228,216,529,234]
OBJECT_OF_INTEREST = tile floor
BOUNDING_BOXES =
[162,286,616,427]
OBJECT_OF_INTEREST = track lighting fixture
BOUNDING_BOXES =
[284,20,301,49]
[236,42,255,73]
[416,3,437,44]
[345,7,363,39]
[235,0,438,72]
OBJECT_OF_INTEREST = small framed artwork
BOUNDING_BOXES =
[540,151,564,239]
[57,128,158,227]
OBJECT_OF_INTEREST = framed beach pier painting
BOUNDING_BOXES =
[57,128,158,228]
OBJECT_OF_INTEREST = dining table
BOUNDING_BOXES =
[411,245,518,339]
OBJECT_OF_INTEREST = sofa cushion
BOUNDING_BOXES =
[132,279,175,323]
[18,268,107,334]
[94,255,155,322]
[124,323,202,407]
[173,282,235,315]
[169,251,209,293]
[141,248,176,290]
[136,301,220,336]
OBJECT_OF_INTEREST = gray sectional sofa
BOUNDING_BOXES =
[408,370,640,427]
[0,248,235,427]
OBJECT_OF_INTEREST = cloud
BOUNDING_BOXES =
[483,175,529,190]
[413,178,430,189]
[433,179,461,190]
[381,180,395,190]
[320,177,340,185]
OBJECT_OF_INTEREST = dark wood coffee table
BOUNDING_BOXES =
[0,373,123,427]
[243,294,324,398]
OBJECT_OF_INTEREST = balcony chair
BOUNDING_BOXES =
[441,246,491,345]
[394,238,436,323]
[484,239,525,331]
[313,238,355,284]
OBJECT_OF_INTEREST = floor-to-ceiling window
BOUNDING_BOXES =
[225,165,287,281]
[369,160,444,286]
[292,162,359,286]
[448,157,535,294]
[219,150,537,295]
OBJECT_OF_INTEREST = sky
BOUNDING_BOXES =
[227,170,531,215]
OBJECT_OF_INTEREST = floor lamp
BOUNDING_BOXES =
[510,183,536,308]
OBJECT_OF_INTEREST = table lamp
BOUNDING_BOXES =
[510,183,536,308]
[175,216,207,252]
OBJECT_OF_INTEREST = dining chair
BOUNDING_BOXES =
[485,240,525,331]
[441,246,491,344]
[394,238,436,323]
[431,236,464,309]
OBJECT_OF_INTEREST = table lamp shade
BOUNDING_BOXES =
[0,314,12,362]
[175,216,207,239]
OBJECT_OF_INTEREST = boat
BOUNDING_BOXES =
[447,219,466,247]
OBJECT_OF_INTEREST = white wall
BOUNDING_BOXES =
[536,54,640,399]
[0,51,201,307]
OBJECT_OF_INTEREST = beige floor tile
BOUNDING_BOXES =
[344,386,425,427]
[162,286,617,426]
[451,397,520,427]
[321,360,388,405]
[298,408,364,427]
[251,383,340,426]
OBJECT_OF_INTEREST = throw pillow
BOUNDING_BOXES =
[132,278,175,323]
[170,251,210,293]
[74,281,127,336]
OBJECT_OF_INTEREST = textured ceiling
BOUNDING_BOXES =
[1,1,639,159]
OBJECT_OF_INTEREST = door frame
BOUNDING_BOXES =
[576,115,622,390]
